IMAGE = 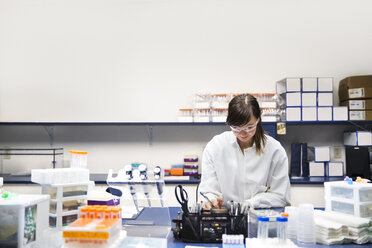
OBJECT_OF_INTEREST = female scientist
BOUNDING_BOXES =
[199,94,291,210]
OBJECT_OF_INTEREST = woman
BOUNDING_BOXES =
[199,94,290,210]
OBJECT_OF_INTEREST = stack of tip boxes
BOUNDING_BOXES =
[276,77,348,122]
[63,205,123,247]
[31,168,94,230]
[325,181,372,218]
[309,147,344,177]
[183,155,198,177]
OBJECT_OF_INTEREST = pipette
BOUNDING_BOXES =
[124,164,140,213]
[138,164,151,207]
[154,166,164,207]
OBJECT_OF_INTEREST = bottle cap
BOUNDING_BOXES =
[276,216,288,222]
[257,216,270,222]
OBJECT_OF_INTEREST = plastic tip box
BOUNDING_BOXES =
[31,168,90,185]
[63,205,122,247]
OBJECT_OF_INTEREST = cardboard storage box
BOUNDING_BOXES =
[340,99,372,110]
[339,75,372,101]
[349,110,372,121]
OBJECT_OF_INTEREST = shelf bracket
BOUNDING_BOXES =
[43,126,55,147]
[146,125,153,147]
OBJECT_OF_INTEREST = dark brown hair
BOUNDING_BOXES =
[226,94,267,154]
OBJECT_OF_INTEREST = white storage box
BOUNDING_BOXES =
[0,194,49,248]
[302,92,317,106]
[325,181,372,218]
[317,77,333,92]
[318,92,333,106]
[276,78,301,94]
[302,78,318,92]
[286,92,301,106]
[302,107,317,121]
[317,107,333,121]
[286,107,301,121]
[309,162,325,177]
[314,146,331,162]
[344,131,372,146]
[326,162,344,177]
[333,106,348,121]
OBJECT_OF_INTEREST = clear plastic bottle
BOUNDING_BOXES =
[257,216,270,239]
[0,177,3,195]
[276,216,288,243]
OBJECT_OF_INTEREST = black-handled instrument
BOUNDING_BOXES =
[175,184,189,215]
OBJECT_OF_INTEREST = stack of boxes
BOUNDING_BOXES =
[339,75,372,121]
[276,77,349,122]
[309,146,344,178]
[183,155,199,177]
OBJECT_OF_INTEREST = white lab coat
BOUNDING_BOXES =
[199,131,291,208]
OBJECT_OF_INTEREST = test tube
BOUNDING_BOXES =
[276,216,288,243]
[257,216,269,239]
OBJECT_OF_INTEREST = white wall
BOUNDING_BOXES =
[1,0,372,122]
[1,0,371,205]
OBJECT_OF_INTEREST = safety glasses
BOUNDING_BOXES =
[230,119,259,132]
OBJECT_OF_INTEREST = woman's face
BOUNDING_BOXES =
[230,117,259,144]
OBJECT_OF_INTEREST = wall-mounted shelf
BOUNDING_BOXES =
[0,122,275,126]
[0,122,278,146]
[282,121,372,125]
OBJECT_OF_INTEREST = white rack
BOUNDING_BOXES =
[41,181,94,229]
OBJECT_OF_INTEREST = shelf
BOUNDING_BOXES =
[0,121,276,126]
[282,121,372,125]
[0,148,63,156]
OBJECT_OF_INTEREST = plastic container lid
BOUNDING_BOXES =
[281,213,289,217]
[276,217,288,222]
[69,150,88,154]
[257,216,270,222]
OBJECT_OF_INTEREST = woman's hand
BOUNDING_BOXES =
[203,196,224,210]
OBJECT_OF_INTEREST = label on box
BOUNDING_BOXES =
[348,88,365,98]
[349,100,365,110]
[349,111,365,120]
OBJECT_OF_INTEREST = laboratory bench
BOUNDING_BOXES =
[0,174,344,207]
[0,173,344,185]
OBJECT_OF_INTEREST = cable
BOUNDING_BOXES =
[195,182,200,203]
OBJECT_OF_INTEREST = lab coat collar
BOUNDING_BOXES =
[228,131,257,150]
